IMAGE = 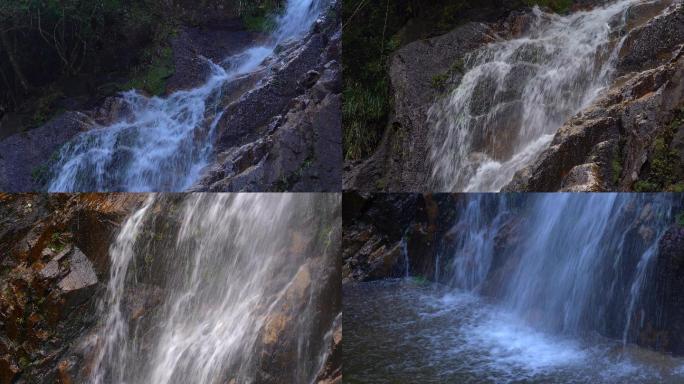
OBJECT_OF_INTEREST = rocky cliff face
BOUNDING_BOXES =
[0,194,145,384]
[507,2,684,192]
[0,195,342,383]
[343,22,498,191]
[193,2,342,192]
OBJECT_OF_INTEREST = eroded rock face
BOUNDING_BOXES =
[193,2,342,192]
[506,2,684,192]
[0,194,144,383]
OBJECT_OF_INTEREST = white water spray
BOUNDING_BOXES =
[427,0,661,192]
[89,193,339,384]
[443,194,672,342]
[48,0,329,192]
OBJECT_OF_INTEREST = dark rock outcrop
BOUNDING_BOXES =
[193,3,342,192]
[0,194,145,383]
[641,225,684,355]
[342,193,461,282]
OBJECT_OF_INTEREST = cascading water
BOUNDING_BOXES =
[440,195,510,291]
[499,194,672,339]
[89,193,339,384]
[345,194,684,384]
[47,0,328,192]
[427,0,667,192]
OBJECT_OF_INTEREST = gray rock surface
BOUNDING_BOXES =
[192,5,342,192]
[0,112,93,192]
[344,22,497,192]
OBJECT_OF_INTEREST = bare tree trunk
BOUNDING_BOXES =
[0,30,30,94]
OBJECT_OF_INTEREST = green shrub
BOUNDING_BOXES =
[343,82,388,160]
[125,46,175,96]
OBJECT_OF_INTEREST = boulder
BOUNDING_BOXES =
[57,248,98,308]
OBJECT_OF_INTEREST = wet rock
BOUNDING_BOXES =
[191,2,341,192]
[644,225,684,355]
[299,70,321,89]
[480,215,525,297]
[314,313,341,384]
[506,3,684,192]
[167,23,262,93]
[255,251,341,384]
[57,248,98,307]
[89,96,133,126]
[345,22,497,191]
[561,163,603,192]
[57,358,76,384]
[366,243,402,280]
[0,112,94,192]
[618,2,684,74]
[0,355,20,384]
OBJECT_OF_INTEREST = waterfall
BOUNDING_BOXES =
[427,0,654,192]
[90,196,156,384]
[442,195,510,291]
[47,0,329,192]
[443,194,673,343]
[89,193,339,384]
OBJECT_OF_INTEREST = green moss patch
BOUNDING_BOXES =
[634,110,684,192]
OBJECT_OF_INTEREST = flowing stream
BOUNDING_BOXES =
[427,0,672,192]
[47,0,328,192]
[345,194,684,383]
[89,193,339,384]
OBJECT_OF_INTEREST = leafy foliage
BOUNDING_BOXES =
[0,0,283,128]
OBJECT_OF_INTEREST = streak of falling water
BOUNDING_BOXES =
[443,195,510,291]
[444,194,673,343]
[90,193,339,384]
[401,230,410,278]
[427,0,661,192]
[47,0,330,192]
[90,196,156,384]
